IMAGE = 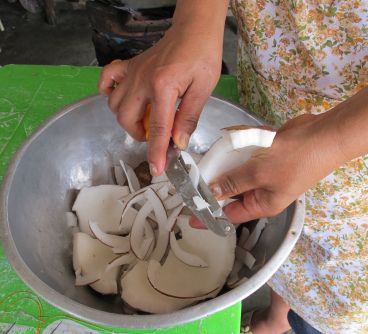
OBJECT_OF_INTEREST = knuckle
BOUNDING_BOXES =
[182,115,199,132]
[151,69,169,94]
[117,112,127,128]
[221,175,242,195]
[149,120,170,138]
[108,98,117,113]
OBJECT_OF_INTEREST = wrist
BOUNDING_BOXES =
[170,0,228,41]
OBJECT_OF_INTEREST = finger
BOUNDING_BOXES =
[208,161,259,200]
[223,190,266,224]
[189,215,208,229]
[107,82,130,114]
[172,81,209,150]
[115,93,148,142]
[98,60,129,96]
[148,89,178,176]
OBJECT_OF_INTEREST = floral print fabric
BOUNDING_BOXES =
[231,1,368,333]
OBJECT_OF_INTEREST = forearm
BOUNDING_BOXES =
[171,0,229,50]
[315,88,368,169]
[333,88,368,161]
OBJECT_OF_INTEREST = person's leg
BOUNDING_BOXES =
[287,310,322,334]
[251,289,291,334]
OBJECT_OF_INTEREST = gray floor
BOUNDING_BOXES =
[0,1,237,72]
[0,3,294,332]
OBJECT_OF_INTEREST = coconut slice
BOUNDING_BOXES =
[73,232,120,294]
[130,201,153,260]
[89,221,130,252]
[121,261,197,313]
[72,185,130,235]
[150,205,183,262]
[163,193,183,211]
[238,227,250,247]
[65,211,78,228]
[151,173,169,184]
[120,207,138,234]
[75,269,101,286]
[106,253,135,272]
[170,231,208,268]
[226,259,243,288]
[243,218,268,251]
[146,216,235,299]
[227,276,248,289]
[119,159,140,193]
[113,165,127,186]
[235,246,256,269]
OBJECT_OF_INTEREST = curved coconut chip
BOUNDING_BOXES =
[119,160,140,193]
[163,193,183,211]
[243,217,268,251]
[89,221,130,252]
[227,276,248,289]
[65,211,78,228]
[235,246,256,269]
[106,253,135,272]
[75,269,101,286]
[120,207,138,235]
[238,226,250,247]
[113,165,127,186]
[130,201,153,260]
[170,231,208,268]
[150,205,183,262]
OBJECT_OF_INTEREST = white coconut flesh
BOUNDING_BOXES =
[73,232,121,294]
[89,221,130,252]
[72,185,130,235]
[71,125,274,313]
[145,216,235,299]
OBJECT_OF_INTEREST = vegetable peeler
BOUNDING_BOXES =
[165,144,235,237]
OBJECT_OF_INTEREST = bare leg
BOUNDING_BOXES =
[251,289,291,334]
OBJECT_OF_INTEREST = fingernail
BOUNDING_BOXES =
[149,163,159,176]
[209,183,223,199]
[175,133,190,150]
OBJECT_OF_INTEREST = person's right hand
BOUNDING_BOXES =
[98,17,224,176]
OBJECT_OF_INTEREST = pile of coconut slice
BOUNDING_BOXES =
[68,125,276,314]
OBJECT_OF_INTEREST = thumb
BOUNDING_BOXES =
[208,160,259,200]
[172,81,210,150]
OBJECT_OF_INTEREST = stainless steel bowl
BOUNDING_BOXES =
[0,95,304,329]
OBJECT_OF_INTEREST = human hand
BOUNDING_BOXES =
[191,113,345,227]
[98,6,225,176]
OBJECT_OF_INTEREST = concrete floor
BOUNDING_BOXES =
[0,3,294,333]
[0,1,237,72]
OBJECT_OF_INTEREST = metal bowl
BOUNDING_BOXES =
[0,95,304,329]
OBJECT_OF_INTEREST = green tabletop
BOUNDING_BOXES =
[0,65,241,334]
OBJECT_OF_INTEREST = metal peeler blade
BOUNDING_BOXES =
[165,145,235,237]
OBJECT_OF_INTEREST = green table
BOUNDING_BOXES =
[0,65,241,334]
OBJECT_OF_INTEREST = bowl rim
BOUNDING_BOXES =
[0,95,305,329]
